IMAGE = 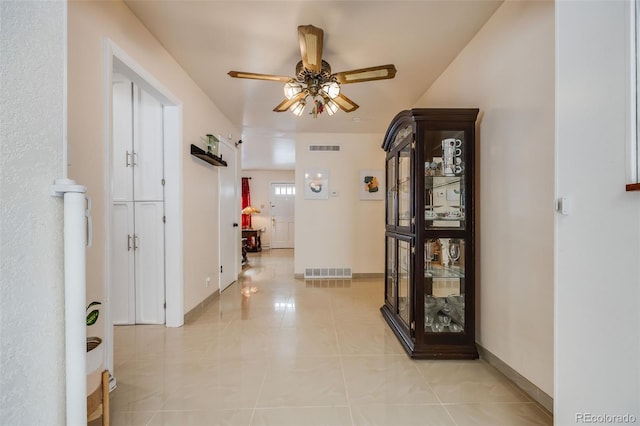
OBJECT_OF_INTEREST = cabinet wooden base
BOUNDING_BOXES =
[381,305,479,360]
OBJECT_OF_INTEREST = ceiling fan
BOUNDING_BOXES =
[228,25,397,117]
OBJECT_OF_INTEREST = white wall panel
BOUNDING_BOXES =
[555,0,640,422]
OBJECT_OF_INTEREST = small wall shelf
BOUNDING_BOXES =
[190,144,227,167]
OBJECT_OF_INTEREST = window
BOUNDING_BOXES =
[274,183,295,196]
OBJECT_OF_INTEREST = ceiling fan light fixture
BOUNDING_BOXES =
[283,81,303,100]
[324,98,339,116]
[290,99,306,116]
[320,81,340,99]
[229,25,395,118]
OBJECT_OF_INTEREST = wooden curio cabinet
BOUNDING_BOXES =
[381,108,479,359]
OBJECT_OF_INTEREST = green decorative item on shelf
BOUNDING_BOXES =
[86,301,101,326]
[205,134,219,156]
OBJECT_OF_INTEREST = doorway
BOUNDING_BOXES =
[104,41,184,387]
[270,182,295,249]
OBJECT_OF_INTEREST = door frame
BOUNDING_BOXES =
[103,39,184,382]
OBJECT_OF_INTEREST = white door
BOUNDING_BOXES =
[134,87,164,202]
[111,202,135,324]
[134,201,165,324]
[270,183,295,249]
[219,139,238,291]
[112,77,133,202]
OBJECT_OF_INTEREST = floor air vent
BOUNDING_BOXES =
[304,267,352,279]
[309,145,340,152]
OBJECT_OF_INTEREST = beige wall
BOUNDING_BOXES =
[294,133,386,275]
[241,170,295,248]
[414,1,555,395]
[68,0,240,322]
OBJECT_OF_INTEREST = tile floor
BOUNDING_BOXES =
[109,249,552,426]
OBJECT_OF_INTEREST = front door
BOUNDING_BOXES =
[219,139,238,291]
[270,182,295,249]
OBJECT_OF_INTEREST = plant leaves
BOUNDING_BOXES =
[86,309,100,326]
[86,301,101,310]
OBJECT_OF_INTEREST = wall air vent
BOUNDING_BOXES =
[304,267,352,279]
[309,145,341,152]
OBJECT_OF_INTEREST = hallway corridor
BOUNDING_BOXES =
[109,249,551,425]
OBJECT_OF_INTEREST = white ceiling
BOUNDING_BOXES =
[123,0,503,170]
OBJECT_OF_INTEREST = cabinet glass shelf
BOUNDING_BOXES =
[425,177,463,188]
[424,265,465,278]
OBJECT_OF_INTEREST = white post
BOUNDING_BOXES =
[52,179,88,425]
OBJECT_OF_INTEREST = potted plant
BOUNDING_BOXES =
[86,301,101,351]
[86,301,106,422]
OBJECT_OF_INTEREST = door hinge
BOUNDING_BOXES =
[220,265,223,273]
[163,215,166,223]
[411,321,415,331]
[164,302,166,309]
[161,178,165,186]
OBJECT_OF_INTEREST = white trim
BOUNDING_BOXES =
[103,39,115,381]
[163,105,184,327]
[102,38,184,380]
[629,0,638,184]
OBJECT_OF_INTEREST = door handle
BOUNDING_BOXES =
[233,223,239,227]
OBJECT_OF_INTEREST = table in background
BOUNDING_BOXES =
[242,229,262,252]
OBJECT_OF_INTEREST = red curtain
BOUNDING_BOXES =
[241,177,251,229]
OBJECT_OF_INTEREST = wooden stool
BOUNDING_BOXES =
[87,370,109,426]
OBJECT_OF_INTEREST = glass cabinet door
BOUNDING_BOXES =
[424,130,466,231]
[385,235,412,330]
[385,236,396,309]
[424,238,466,333]
[386,157,396,227]
[398,143,412,228]
[397,238,411,327]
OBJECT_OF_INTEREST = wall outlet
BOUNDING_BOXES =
[205,276,211,287]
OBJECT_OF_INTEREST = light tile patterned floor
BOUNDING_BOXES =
[108,249,552,426]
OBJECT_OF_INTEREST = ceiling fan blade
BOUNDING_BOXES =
[332,93,359,113]
[298,25,324,73]
[334,64,397,84]
[228,71,291,83]
[273,91,307,112]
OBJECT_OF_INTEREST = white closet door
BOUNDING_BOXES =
[134,88,164,202]
[134,201,165,324]
[111,202,135,324]
[112,78,133,202]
